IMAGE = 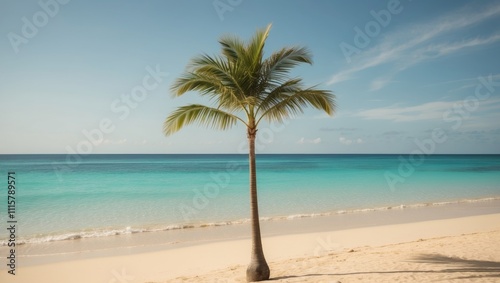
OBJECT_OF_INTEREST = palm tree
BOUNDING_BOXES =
[163,24,336,282]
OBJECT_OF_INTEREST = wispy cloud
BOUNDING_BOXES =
[370,77,393,91]
[356,101,455,122]
[312,113,333,119]
[329,2,500,89]
[339,136,363,145]
[297,137,322,144]
[454,97,500,132]
[422,74,500,94]
[423,74,500,87]
[399,34,500,71]
[447,83,477,93]
[356,98,500,122]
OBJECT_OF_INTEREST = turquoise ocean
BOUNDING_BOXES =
[1,154,499,245]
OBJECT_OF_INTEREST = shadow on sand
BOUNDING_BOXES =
[271,254,500,281]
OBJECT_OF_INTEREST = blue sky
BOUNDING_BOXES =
[1,0,499,154]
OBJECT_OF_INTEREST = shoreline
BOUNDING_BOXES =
[1,200,500,282]
[1,213,499,283]
[2,196,499,247]
[2,198,500,262]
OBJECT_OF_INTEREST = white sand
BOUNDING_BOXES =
[1,213,499,283]
[186,229,500,283]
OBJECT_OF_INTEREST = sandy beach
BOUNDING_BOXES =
[2,202,500,283]
[178,228,500,283]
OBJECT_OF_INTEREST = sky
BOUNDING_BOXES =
[1,0,500,154]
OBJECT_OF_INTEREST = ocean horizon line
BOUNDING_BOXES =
[2,153,500,156]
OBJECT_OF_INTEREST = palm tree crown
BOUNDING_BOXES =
[164,24,336,282]
[164,24,335,136]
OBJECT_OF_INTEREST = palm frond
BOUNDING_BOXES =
[255,78,303,114]
[247,24,272,67]
[219,35,246,64]
[171,71,221,96]
[257,88,336,125]
[262,47,312,85]
[163,104,245,136]
[170,63,245,113]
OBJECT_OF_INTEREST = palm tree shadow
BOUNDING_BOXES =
[269,274,336,281]
[411,254,500,280]
[270,254,500,281]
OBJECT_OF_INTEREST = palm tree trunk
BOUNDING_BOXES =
[246,127,270,282]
